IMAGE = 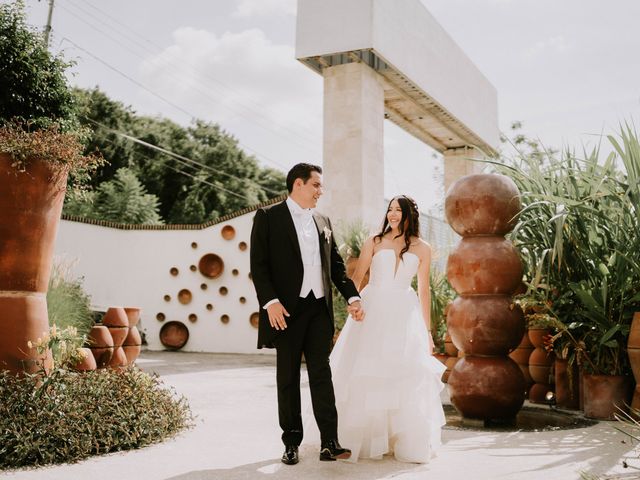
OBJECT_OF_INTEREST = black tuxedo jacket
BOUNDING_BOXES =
[250,200,359,349]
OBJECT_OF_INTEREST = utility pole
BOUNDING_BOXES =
[43,0,55,47]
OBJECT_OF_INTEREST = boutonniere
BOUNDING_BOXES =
[323,226,332,244]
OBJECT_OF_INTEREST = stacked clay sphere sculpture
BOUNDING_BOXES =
[445,174,526,423]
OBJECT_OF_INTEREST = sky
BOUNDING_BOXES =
[18,0,640,216]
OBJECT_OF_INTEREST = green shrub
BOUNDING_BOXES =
[0,367,193,469]
[47,263,94,338]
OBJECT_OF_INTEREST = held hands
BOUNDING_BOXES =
[267,302,290,330]
[348,300,365,322]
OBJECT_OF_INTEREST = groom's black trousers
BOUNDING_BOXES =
[273,291,337,447]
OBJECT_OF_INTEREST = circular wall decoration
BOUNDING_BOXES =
[170,267,179,276]
[188,313,198,323]
[200,283,208,291]
[219,286,228,296]
[239,297,246,304]
[178,289,193,305]
[232,269,239,276]
[191,242,198,249]
[163,294,171,302]
[206,303,214,311]
[198,253,224,279]
[221,225,236,240]
[156,312,166,322]
[250,312,259,329]
[159,321,189,350]
[238,241,248,251]
[190,265,197,272]
[220,314,230,324]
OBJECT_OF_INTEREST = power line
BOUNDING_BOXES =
[59,36,292,172]
[82,116,283,197]
[56,0,321,152]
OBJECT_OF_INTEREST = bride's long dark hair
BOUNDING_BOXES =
[374,195,421,259]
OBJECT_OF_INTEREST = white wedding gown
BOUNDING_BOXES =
[330,249,446,463]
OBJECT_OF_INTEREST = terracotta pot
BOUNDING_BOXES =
[433,353,448,366]
[445,173,521,237]
[0,154,68,373]
[447,295,524,355]
[443,355,459,384]
[627,312,640,410]
[583,374,633,420]
[87,325,114,367]
[555,358,580,409]
[528,382,553,404]
[529,347,554,384]
[123,326,142,365]
[108,346,128,369]
[444,333,458,357]
[198,253,224,279]
[123,307,141,328]
[103,307,129,328]
[108,327,129,348]
[159,321,189,350]
[446,237,523,295]
[73,347,97,372]
[528,328,550,349]
[448,356,525,420]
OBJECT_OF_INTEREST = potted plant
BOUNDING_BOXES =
[336,219,370,287]
[492,125,640,418]
[0,1,101,373]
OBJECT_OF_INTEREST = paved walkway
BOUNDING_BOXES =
[1,351,638,480]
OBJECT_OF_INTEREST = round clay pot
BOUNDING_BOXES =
[73,347,97,372]
[583,374,633,420]
[448,355,525,420]
[159,321,189,350]
[108,346,128,369]
[444,333,458,357]
[123,307,141,327]
[528,328,550,349]
[528,382,553,404]
[198,253,224,279]
[447,295,525,355]
[249,312,259,329]
[87,325,114,368]
[123,326,142,365]
[178,289,193,305]
[103,307,129,328]
[529,347,554,384]
[221,225,236,240]
[446,237,523,295]
[445,173,521,237]
[627,313,640,410]
[108,326,129,348]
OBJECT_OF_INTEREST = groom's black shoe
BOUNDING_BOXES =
[281,445,299,465]
[319,440,351,461]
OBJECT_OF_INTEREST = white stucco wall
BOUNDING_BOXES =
[53,211,269,354]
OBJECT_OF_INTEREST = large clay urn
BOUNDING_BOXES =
[627,312,640,410]
[445,173,526,424]
[0,154,67,373]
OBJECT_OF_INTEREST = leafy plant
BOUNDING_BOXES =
[47,262,94,338]
[0,1,78,131]
[337,220,370,259]
[429,270,455,354]
[0,366,193,468]
[64,167,163,224]
[491,124,640,375]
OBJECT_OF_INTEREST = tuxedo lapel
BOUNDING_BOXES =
[313,213,330,270]
[279,201,303,262]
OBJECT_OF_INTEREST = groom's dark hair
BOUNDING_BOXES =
[286,163,323,193]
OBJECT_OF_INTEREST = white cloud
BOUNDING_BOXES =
[525,35,572,58]
[232,0,296,18]
[138,26,322,168]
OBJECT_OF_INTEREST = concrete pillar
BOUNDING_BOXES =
[443,147,485,195]
[320,62,385,231]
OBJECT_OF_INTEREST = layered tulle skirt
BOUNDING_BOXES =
[330,283,446,463]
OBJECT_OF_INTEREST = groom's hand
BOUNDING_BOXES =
[348,301,365,322]
[267,302,290,330]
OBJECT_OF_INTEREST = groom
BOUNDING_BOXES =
[250,163,364,465]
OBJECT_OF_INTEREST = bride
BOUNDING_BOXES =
[330,195,446,463]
